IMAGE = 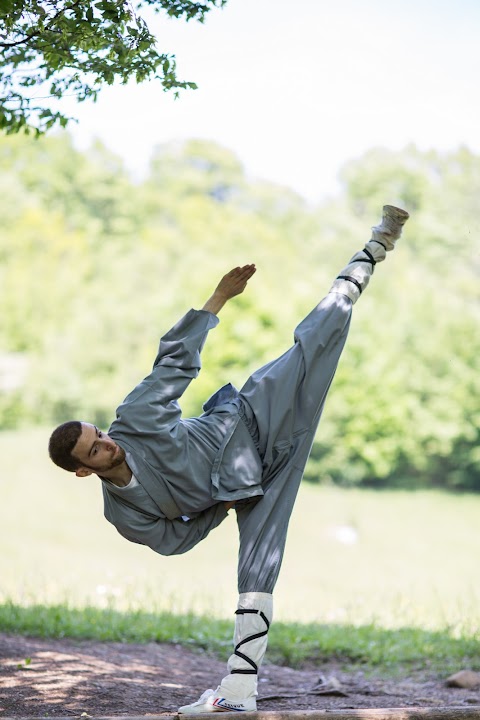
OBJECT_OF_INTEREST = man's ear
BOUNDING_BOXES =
[75,467,92,478]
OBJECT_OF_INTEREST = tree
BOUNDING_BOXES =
[2,132,480,490]
[0,0,226,135]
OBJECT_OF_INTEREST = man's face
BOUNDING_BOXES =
[73,422,126,476]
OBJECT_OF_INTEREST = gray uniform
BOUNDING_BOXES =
[104,291,352,594]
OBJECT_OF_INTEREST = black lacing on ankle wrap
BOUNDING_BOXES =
[370,239,387,251]
[335,246,377,295]
[336,275,363,294]
[230,609,270,675]
[362,247,376,265]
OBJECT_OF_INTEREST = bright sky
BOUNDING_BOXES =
[66,0,480,202]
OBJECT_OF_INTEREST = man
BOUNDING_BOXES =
[49,205,409,713]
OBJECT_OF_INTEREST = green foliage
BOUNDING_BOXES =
[0,133,479,490]
[0,0,226,134]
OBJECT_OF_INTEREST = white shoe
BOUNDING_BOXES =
[178,689,215,715]
[178,688,257,714]
[371,204,409,251]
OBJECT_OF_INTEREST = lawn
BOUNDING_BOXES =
[2,428,479,636]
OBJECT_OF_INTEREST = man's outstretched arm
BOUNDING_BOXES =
[110,264,257,434]
[202,264,256,316]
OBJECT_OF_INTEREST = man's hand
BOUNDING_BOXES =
[202,264,256,315]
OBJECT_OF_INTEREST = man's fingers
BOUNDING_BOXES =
[217,264,256,298]
[235,264,256,278]
[226,264,256,281]
[236,266,256,288]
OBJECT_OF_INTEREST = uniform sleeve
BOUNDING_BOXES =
[112,309,219,432]
[106,500,229,556]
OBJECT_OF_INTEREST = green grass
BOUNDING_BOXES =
[2,428,480,674]
[1,601,479,675]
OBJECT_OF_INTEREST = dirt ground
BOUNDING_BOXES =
[1,633,479,717]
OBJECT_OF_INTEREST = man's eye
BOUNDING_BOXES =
[98,432,103,438]
[93,446,98,455]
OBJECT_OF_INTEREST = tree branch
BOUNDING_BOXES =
[0,0,83,48]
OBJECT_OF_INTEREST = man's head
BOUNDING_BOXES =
[48,421,126,477]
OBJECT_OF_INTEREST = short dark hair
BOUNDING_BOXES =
[48,421,83,472]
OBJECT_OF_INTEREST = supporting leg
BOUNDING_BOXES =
[177,593,271,714]
[222,592,272,699]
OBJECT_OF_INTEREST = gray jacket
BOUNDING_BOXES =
[102,309,263,556]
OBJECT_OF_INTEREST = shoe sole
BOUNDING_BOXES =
[383,204,410,221]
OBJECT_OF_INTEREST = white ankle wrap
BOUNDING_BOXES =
[216,592,273,700]
[329,243,382,304]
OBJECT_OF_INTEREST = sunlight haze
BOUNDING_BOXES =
[52,0,480,201]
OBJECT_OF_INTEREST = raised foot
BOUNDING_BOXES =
[371,204,410,251]
[383,204,410,221]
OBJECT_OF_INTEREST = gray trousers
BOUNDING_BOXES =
[236,291,353,594]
